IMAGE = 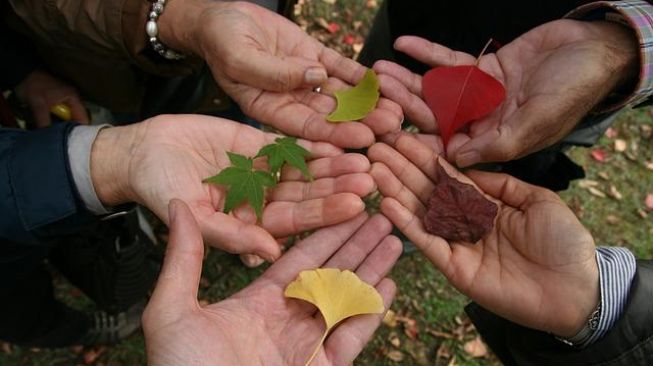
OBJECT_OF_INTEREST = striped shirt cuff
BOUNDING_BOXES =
[567,1,653,109]
[577,246,637,347]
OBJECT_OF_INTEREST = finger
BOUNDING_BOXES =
[264,213,369,284]
[373,60,423,96]
[319,46,367,86]
[380,131,443,154]
[394,36,476,67]
[270,173,375,202]
[325,278,396,365]
[465,170,558,209]
[198,211,281,262]
[369,162,426,217]
[149,199,204,311]
[453,99,555,167]
[386,133,443,184]
[375,73,436,132]
[281,154,370,182]
[235,51,328,92]
[65,97,90,124]
[380,197,452,271]
[322,215,394,271]
[262,193,365,238]
[352,235,402,284]
[368,143,434,204]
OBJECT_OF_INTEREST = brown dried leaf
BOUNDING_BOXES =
[578,179,600,189]
[608,186,623,201]
[388,332,401,348]
[424,158,498,243]
[614,139,627,152]
[383,309,398,328]
[588,187,606,198]
[386,350,404,362]
[463,337,488,358]
[606,215,620,225]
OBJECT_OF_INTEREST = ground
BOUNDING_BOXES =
[1,0,652,365]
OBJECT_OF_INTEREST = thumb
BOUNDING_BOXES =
[229,50,328,92]
[454,122,520,167]
[149,199,204,312]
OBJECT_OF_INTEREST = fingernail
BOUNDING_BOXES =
[304,67,328,85]
[456,151,480,168]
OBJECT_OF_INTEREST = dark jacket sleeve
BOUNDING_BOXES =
[0,123,96,244]
[0,22,38,91]
[466,260,653,366]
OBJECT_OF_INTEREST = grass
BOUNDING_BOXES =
[1,0,652,365]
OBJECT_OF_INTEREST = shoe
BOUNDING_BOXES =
[78,300,145,346]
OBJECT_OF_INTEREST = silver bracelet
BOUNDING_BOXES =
[145,0,186,60]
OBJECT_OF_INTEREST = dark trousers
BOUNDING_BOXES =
[358,0,619,191]
[0,214,154,347]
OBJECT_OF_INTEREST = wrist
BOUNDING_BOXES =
[586,20,639,92]
[157,0,221,56]
[556,258,601,338]
[90,125,143,207]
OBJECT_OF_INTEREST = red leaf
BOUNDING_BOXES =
[422,65,505,148]
[327,22,340,34]
[343,34,355,45]
[591,149,607,163]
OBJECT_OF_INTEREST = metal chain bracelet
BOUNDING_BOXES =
[145,0,186,60]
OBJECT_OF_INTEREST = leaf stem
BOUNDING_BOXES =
[476,39,493,66]
[304,328,330,366]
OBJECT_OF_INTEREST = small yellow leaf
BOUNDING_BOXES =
[326,69,380,122]
[285,268,384,328]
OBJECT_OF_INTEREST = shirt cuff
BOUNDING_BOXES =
[578,246,637,347]
[67,124,113,215]
[566,1,653,109]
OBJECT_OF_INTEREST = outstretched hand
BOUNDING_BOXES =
[368,133,599,337]
[143,199,400,365]
[90,115,377,262]
[161,0,403,148]
[374,19,638,166]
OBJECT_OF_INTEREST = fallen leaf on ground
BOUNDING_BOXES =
[396,315,419,339]
[427,329,455,339]
[463,337,488,358]
[388,332,401,348]
[386,350,404,362]
[608,186,623,201]
[614,139,627,152]
[605,127,618,139]
[606,215,620,225]
[645,161,653,170]
[327,69,380,122]
[646,194,653,211]
[588,187,607,198]
[591,149,607,163]
[578,179,600,189]
[285,268,384,366]
[637,209,649,219]
[383,309,398,328]
[83,347,106,364]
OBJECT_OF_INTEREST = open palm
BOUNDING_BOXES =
[374,19,637,166]
[369,133,599,337]
[95,115,375,262]
[194,2,403,148]
[143,200,400,366]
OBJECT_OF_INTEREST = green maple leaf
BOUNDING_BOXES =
[256,137,313,181]
[326,69,380,122]
[203,152,276,220]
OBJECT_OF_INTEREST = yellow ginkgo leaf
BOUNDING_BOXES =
[284,268,384,366]
[326,69,380,123]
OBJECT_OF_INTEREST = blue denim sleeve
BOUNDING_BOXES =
[0,123,95,244]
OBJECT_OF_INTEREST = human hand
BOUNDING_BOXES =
[374,19,638,166]
[90,115,377,261]
[368,132,599,337]
[158,0,403,148]
[143,199,400,365]
[15,70,89,128]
